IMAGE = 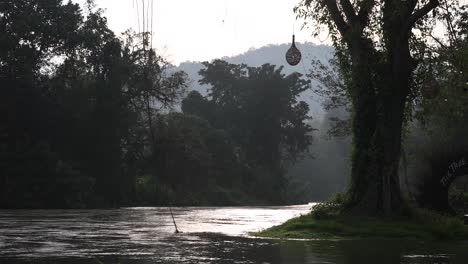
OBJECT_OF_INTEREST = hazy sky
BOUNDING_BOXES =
[73,0,318,65]
[73,0,468,65]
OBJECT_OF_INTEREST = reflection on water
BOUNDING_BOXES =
[0,205,467,263]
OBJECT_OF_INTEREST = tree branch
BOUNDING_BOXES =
[357,0,375,27]
[405,0,439,32]
[340,0,357,24]
[323,0,350,37]
[427,32,447,48]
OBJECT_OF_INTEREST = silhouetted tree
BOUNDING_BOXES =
[295,0,465,214]
[183,60,313,201]
[0,0,187,208]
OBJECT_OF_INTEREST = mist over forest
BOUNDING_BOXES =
[176,42,333,120]
[1,0,467,213]
[2,1,468,263]
[175,43,349,202]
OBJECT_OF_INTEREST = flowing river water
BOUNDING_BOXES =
[0,205,467,263]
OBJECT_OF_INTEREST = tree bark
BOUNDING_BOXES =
[345,62,407,215]
[345,36,414,215]
[344,36,406,215]
[318,0,439,215]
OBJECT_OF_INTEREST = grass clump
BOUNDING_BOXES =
[253,195,468,240]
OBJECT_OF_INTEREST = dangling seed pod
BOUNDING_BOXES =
[286,35,301,66]
[421,73,440,99]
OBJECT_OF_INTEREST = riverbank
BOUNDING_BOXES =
[253,209,468,240]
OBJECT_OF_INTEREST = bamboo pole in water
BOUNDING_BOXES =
[170,207,180,233]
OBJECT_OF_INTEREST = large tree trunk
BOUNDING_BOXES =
[346,74,407,215]
[314,0,439,215]
[345,34,411,215]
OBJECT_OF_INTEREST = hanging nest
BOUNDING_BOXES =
[286,35,301,66]
[421,73,440,99]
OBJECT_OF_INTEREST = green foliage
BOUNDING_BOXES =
[254,207,468,240]
[0,0,314,207]
[407,19,468,212]
[0,0,82,78]
[415,30,468,132]
[1,142,94,208]
[449,188,468,214]
[152,113,240,192]
[311,192,346,220]
[197,60,313,163]
[181,60,314,202]
[295,0,468,215]
[0,0,187,208]
[409,209,468,240]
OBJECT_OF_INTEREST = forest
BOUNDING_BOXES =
[2,1,468,263]
[1,0,467,215]
[0,0,315,208]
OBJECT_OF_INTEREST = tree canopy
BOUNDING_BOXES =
[295,0,467,214]
[182,60,314,202]
[0,1,315,208]
[0,0,187,208]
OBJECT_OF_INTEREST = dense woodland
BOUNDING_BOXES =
[0,0,313,208]
[1,0,467,212]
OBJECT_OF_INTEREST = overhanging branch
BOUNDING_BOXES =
[323,0,350,37]
[357,0,375,27]
[340,0,358,24]
[405,0,440,32]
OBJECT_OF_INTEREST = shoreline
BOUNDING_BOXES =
[252,211,468,241]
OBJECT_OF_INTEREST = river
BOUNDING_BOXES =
[0,205,467,263]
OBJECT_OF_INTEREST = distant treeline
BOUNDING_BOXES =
[0,0,312,208]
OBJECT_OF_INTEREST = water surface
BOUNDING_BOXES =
[0,205,467,263]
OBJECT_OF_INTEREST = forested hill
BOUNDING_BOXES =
[176,43,334,120]
[1,0,342,208]
[176,43,349,202]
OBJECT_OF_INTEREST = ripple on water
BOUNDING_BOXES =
[401,254,452,264]
[1,205,468,264]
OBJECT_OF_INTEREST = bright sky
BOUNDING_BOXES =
[73,0,468,65]
[73,0,318,65]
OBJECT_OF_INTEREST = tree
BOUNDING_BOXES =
[0,0,81,154]
[181,90,213,121]
[148,112,249,205]
[0,0,188,208]
[410,6,468,213]
[294,0,458,214]
[0,0,85,208]
[187,60,313,201]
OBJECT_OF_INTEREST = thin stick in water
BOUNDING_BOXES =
[169,207,180,233]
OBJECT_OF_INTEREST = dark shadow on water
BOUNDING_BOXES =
[3,235,468,264]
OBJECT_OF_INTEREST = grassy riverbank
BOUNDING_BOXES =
[253,208,468,240]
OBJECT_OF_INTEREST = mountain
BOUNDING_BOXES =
[175,42,334,120]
